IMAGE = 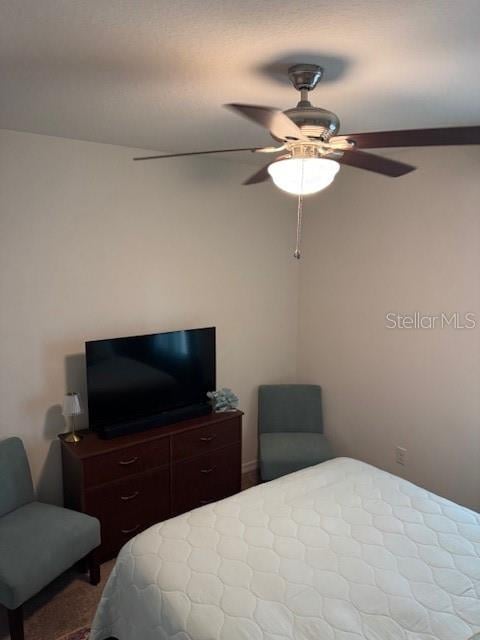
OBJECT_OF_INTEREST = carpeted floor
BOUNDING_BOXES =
[57,628,91,640]
[0,469,259,640]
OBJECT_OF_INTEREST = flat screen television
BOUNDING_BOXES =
[85,327,215,438]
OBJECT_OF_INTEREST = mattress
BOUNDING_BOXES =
[91,457,480,640]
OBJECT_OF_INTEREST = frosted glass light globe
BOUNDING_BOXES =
[268,157,340,195]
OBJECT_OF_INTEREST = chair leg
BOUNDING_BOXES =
[7,605,24,640]
[88,548,101,586]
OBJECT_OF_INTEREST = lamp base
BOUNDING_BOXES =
[64,432,82,443]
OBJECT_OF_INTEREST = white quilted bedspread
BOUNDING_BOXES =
[91,458,480,640]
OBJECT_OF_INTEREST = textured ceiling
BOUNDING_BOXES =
[1,0,479,157]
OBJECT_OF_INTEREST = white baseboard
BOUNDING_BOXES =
[242,459,258,474]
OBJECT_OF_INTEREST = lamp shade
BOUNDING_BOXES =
[62,392,82,417]
[268,157,340,195]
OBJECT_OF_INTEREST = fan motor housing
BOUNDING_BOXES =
[276,105,340,143]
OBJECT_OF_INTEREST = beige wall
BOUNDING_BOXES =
[0,129,299,505]
[297,146,480,510]
[2,129,479,512]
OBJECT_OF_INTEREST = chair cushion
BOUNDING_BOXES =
[0,502,100,609]
[0,437,34,517]
[260,432,333,481]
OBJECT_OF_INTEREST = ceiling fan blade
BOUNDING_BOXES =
[338,149,416,177]
[133,147,261,161]
[243,162,272,185]
[254,144,287,153]
[332,126,480,150]
[225,103,310,142]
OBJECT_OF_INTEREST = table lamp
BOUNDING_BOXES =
[62,392,82,443]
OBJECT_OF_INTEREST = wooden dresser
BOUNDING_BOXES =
[60,410,242,560]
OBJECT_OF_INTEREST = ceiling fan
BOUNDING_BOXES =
[134,63,480,257]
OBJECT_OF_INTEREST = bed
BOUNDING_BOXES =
[91,457,480,640]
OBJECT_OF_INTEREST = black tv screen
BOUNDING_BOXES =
[86,327,215,433]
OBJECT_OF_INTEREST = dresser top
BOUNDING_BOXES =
[59,410,243,459]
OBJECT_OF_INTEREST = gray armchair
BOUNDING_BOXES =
[0,437,101,640]
[258,384,334,481]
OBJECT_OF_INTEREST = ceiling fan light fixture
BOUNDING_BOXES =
[267,157,340,195]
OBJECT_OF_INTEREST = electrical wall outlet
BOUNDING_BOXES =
[396,446,407,466]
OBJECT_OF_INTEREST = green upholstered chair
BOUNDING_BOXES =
[0,437,101,640]
[258,384,334,481]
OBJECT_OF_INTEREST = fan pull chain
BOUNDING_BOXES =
[293,157,306,259]
[294,194,304,259]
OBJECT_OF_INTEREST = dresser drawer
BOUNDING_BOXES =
[172,417,241,462]
[88,468,170,560]
[85,469,167,519]
[83,438,170,487]
[172,443,241,514]
[99,510,158,561]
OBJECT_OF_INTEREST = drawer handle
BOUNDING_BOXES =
[200,467,216,474]
[199,435,216,442]
[118,456,139,466]
[120,491,140,501]
[121,524,140,534]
